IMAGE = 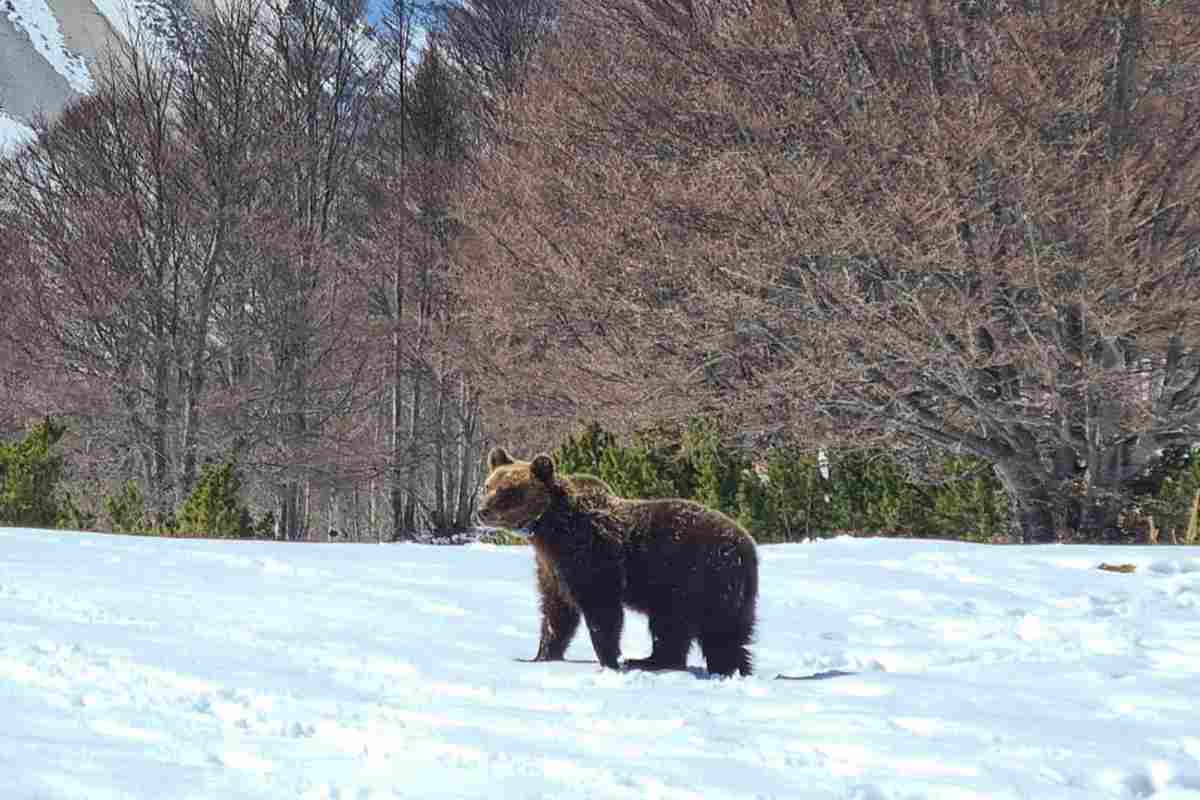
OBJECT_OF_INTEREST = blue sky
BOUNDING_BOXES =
[364,0,432,51]
[364,1,431,25]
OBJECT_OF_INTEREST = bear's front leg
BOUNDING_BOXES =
[535,587,581,661]
[578,601,623,670]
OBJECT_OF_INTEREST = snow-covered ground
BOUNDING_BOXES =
[2,527,1199,800]
[0,111,36,153]
[90,0,155,45]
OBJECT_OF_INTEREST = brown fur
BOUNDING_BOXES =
[479,447,758,676]
[481,449,616,661]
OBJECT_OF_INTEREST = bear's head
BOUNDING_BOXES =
[477,447,559,530]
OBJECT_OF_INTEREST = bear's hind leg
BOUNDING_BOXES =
[624,615,690,671]
[699,627,753,677]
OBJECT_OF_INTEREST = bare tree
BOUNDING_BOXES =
[360,23,482,538]
[1,30,197,517]
[2,0,390,537]
[409,39,481,534]
[458,0,1200,542]
[438,0,558,130]
[363,0,428,540]
[243,0,390,539]
[168,0,277,497]
[0,218,38,436]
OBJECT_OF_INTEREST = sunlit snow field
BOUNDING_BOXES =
[2,527,1199,799]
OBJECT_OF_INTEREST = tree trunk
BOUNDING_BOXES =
[150,342,172,518]
[402,366,421,535]
[369,478,379,543]
[303,478,312,541]
[454,376,478,530]
[1013,501,1057,545]
[433,372,448,534]
[1107,0,1141,158]
[179,366,204,499]
[1077,494,1126,543]
[179,330,211,500]
[179,257,221,499]
[352,484,360,542]
[277,482,303,541]
[390,28,412,544]
[390,256,408,541]
[994,460,1059,544]
[1185,489,1200,545]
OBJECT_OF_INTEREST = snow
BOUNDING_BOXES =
[2,527,1199,800]
[90,0,154,49]
[4,0,94,93]
[0,111,35,153]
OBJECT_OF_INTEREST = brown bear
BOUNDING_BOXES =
[531,469,615,664]
[478,447,758,676]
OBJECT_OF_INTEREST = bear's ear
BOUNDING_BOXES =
[488,447,513,470]
[530,453,555,484]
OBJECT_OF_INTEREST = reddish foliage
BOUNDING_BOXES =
[457,0,1200,541]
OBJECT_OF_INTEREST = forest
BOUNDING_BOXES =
[3,0,1200,545]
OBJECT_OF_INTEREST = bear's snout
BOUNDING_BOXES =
[476,495,519,529]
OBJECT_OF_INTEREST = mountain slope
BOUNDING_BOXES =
[0,0,162,151]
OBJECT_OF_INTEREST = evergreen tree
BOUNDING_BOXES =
[0,418,68,528]
[683,420,745,519]
[177,460,256,538]
[104,481,149,535]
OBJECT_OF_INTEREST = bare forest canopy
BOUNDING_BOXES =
[0,0,487,540]
[4,0,1200,544]
[457,0,1200,544]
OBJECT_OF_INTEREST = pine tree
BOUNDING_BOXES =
[104,481,149,535]
[0,418,68,528]
[177,460,256,538]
